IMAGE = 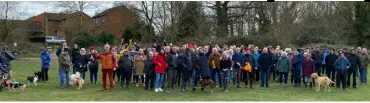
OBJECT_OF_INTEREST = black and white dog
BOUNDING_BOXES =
[26,71,42,87]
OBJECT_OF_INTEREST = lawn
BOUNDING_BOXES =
[0,59,369,101]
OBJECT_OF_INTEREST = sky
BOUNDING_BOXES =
[17,1,115,20]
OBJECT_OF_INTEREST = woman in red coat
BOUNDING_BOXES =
[153,48,167,92]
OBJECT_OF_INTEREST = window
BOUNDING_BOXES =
[102,16,105,24]
[94,18,99,24]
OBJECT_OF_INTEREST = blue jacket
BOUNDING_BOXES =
[40,51,51,68]
[196,53,210,78]
[334,58,351,70]
[322,51,329,65]
[292,53,304,70]
[232,52,245,68]
[178,52,192,71]
[254,53,260,67]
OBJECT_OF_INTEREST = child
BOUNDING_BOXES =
[4,79,26,92]
[302,54,315,88]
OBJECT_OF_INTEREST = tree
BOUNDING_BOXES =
[0,1,25,44]
[177,1,202,39]
[54,1,99,12]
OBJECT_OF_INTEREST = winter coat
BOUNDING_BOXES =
[347,53,361,71]
[76,54,89,72]
[93,52,118,69]
[58,53,71,73]
[178,52,192,71]
[334,58,351,70]
[118,55,133,72]
[40,51,51,69]
[220,57,232,70]
[144,58,155,76]
[195,53,211,78]
[302,59,315,76]
[0,51,15,72]
[71,48,79,63]
[209,53,221,69]
[88,54,99,69]
[312,51,323,65]
[277,56,291,73]
[153,54,167,73]
[244,53,255,68]
[360,54,370,68]
[292,53,304,70]
[258,53,273,70]
[167,52,178,70]
[134,54,147,75]
[325,53,338,69]
[254,53,260,67]
[232,52,245,68]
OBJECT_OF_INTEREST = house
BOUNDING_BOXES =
[27,11,93,38]
[92,5,138,39]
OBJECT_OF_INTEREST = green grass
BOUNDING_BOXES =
[0,59,369,101]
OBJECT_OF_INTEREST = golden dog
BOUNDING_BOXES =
[311,73,335,92]
[71,77,84,89]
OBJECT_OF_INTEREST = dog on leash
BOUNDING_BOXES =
[4,79,26,92]
[200,78,215,93]
[71,77,84,89]
[311,73,335,92]
[26,75,38,87]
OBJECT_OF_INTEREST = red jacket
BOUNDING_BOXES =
[153,54,168,73]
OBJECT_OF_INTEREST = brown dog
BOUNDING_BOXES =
[200,78,215,93]
[311,73,335,92]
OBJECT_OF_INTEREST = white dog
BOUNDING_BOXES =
[70,72,81,84]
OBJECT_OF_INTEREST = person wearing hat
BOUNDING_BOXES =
[312,45,323,76]
[0,46,16,79]
[88,46,99,84]
[292,48,304,87]
[40,48,51,82]
[58,48,72,88]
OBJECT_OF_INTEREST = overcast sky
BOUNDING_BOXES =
[18,1,115,20]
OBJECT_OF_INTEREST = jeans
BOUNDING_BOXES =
[41,68,49,81]
[58,72,70,87]
[176,70,182,86]
[121,70,132,87]
[294,69,301,86]
[89,66,98,83]
[211,68,222,87]
[155,73,164,89]
[279,72,288,84]
[254,67,260,82]
[79,71,86,80]
[193,68,201,88]
[102,69,114,90]
[221,70,229,90]
[261,68,270,87]
[360,68,367,84]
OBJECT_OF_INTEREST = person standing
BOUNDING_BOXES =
[92,44,118,92]
[325,49,338,83]
[292,49,304,87]
[178,48,192,92]
[312,45,323,76]
[56,42,67,57]
[360,48,370,84]
[322,49,329,75]
[0,46,16,79]
[40,48,51,82]
[244,48,255,88]
[88,46,99,84]
[335,53,351,90]
[58,48,71,88]
[232,47,245,88]
[144,52,155,90]
[346,49,361,88]
[166,46,178,92]
[209,48,222,87]
[118,50,133,88]
[302,54,315,88]
[76,48,89,80]
[153,49,167,92]
[258,47,273,88]
[71,44,80,74]
[133,49,146,87]
[220,51,232,92]
[253,48,260,83]
[192,47,211,91]
[277,52,291,85]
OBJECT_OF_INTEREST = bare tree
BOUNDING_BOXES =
[54,1,100,13]
[0,1,25,44]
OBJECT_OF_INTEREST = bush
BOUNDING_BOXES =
[98,32,117,45]
[74,32,99,48]
[29,36,46,43]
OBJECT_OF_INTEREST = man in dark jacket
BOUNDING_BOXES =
[144,52,155,90]
[232,47,245,88]
[244,48,255,88]
[192,47,211,92]
[258,47,273,88]
[346,49,361,88]
[178,48,192,92]
[312,45,323,76]
[71,44,80,74]
[325,48,338,86]
[166,46,178,92]
[0,46,16,79]
[118,50,133,88]
[292,48,305,87]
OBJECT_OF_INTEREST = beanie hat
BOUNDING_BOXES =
[297,48,302,53]
[89,46,95,51]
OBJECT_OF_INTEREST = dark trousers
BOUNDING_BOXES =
[176,69,182,86]
[211,68,222,87]
[181,69,191,89]
[121,70,132,87]
[193,68,201,88]
[41,68,49,81]
[235,69,242,86]
[254,67,260,82]
[326,67,336,87]
[145,75,155,89]
[167,69,177,90]
[134,75,144,84]
[290,70,294,84]
[113,69,121,82]
[243,71,253,87]
[279,72,288,84]
[72,63,77,74]
[315,64,322,76]
[336,70,347,89]
[322,64,326,75]
[269,66,277,81]
[294,69,301,86]
[89,67,98,83]
[347,69,357,88]
[260,68,270,87]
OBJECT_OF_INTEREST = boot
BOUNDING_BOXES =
[309,82,313,88]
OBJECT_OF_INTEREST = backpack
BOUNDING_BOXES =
[242,62,252,72]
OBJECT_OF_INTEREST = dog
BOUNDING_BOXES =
[71,77,84,89]
[311,73,335,92]
[4,79,26,92]
[26,75,38,87]
[200,78,215,93]
[34,71,43,80]
[70,72,81,81]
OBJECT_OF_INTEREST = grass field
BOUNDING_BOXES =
[0,59,369,101]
